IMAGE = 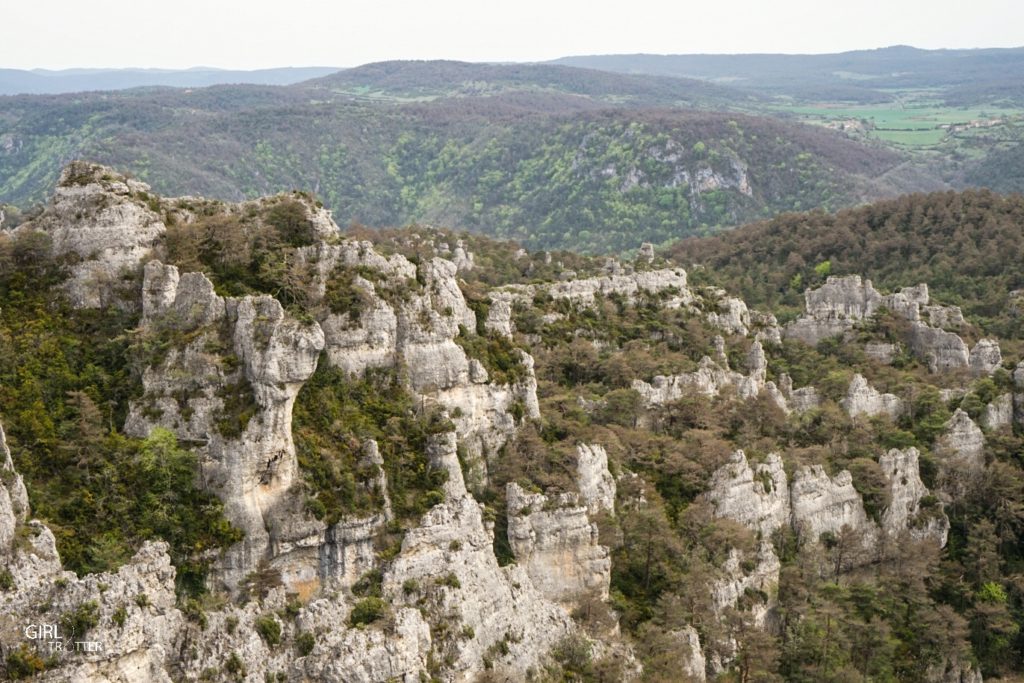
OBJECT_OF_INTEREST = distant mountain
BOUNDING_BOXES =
[552,46,1024,103]
[303,60,763,109]
[0,66,340,96]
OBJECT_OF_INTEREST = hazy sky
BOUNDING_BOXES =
[6,0,1023,70]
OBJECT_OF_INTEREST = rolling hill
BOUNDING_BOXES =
[552,46,1024,104]
[0,62,921,252]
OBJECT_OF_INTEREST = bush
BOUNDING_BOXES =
[265,200,317,248]
[0,567,14,591]
[5,645,46,679]
[60,601,100,637]
[224,651,246,678]
[349,597,387,627]
[255,614,282,647]
[295,631,316,656]
[352,569,383,598]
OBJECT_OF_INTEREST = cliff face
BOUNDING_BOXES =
[704,446,949,628]
[126,261,326,590]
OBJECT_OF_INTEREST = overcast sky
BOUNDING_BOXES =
[6,0,1023,70]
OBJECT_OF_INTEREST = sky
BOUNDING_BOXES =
[5,0,1024,70]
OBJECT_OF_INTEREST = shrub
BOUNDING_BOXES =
[352,569,383,598]
[0,567,14,591]
[5,645,46,679]
[224,651,246,678]
[296,631,316,656]
[60,601,100,637]
[255,614,282,647]
[349,597,387,627]
[265,200,317,248]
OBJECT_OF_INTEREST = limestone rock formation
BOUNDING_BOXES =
[790,465,874,547]
[704,451,787,627]
[969,338,1002,377]
[924,304,965,329]
[706,451,789,536]
[298,240,539,484]
[127,261,326,590]
[983,393,1014,430]
[485,267,692,338]
[865,341,899,365]
[0,423,28,551]
[384,492,574,680]
[841,373,903,419]
[908,322,970,373]
[21,161,165,308]
[576,444,616,515]
[784,275,986,374]
[937,409,986,471]
[879,447,949,546]
[633,342,770,404]
[506,483,611,604]
[705,294,750,336]
[672,626,707,682]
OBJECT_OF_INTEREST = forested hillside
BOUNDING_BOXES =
[0,69,906,252]
[669,189,1024,338]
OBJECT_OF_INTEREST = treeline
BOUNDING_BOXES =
[670,189,1024,338]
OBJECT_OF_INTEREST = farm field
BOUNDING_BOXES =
[773,101,1023,148]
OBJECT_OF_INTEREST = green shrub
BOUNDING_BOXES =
[265,200,317,247]
[5,645,47,679]
[60,601,100,637]
[440,572,461,589]
[0,567,14,591]
[215,378,258,438]
[255,614,282,646]
[352,569,383,598]
[296,631,316,656]
[349,597,387,627]
[224,651,246,678]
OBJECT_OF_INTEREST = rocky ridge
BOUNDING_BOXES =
[0,164,621,682]
[784,275,1001,375]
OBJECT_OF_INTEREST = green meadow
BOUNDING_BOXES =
[775,101,1023,148]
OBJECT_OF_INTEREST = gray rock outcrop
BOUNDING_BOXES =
[983,393,1014,431]
[385,492,575,679]
[785,275,991,375]
[576,444,616,515]
[790,465,874,546]
[879,447,949,546]
[937,409,986,471]
[21,161,166,308]
[126,261,326,590]
[506,483,611,605]
[841,374,903,419]
[969,338,1002,377]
